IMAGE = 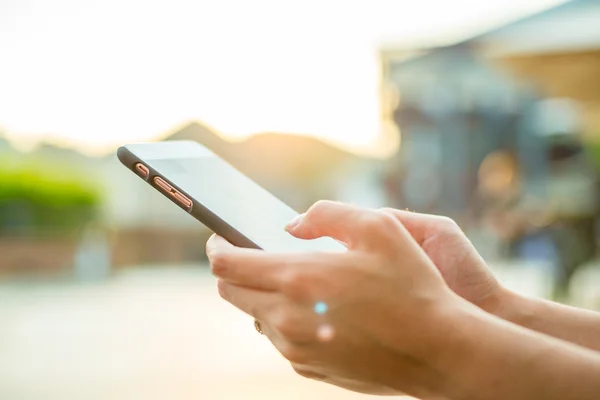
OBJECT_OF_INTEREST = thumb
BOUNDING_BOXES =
[285,201,401,250]
[285,201,363,245]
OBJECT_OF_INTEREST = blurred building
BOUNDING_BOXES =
[381,0,600,213]
[381,0,599,214]
[380,0,600,293]
[381,46,536,218]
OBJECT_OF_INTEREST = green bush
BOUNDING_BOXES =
[0,159,102,236]
[584,139,600,172]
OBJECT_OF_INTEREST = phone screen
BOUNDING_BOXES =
[133,143,345,253]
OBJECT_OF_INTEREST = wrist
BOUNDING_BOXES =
[477,283,514,317]
[419,292,600,400]
[393,292,479,399]
[480,286,535,328]
[418,293,535,400]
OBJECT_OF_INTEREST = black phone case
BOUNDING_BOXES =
[117,146,261,250]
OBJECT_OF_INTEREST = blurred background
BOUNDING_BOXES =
[1,0,599,398]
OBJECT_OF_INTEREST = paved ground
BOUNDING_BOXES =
[0,267,401,400]
[1,262,598,400]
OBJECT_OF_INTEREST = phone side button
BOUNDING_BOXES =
[154,176,174,192]
[173,191,193,212]
[153,177,192,212]
[135,163,150,179]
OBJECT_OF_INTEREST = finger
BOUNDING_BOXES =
[206,234,232,254]
[208,234,341,291]
[206,234,237,256]
[207,235,281,290]
[217,279,276,319]
[218,280,319,344]
[379,208,457,245]
[292,365,328,381]
[286,200,406,250]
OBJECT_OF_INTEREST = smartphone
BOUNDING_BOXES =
[117,140,345,253]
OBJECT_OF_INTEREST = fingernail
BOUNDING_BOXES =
[285,213,304,231]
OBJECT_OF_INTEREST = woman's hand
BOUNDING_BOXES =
[207,200,462,398]
[366,210,600,353]
[374,209,505,314]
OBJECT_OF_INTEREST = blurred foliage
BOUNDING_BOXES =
[0,156,102,236]
[584,139,600,172]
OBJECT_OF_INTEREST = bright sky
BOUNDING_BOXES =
[0,0,565,156]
